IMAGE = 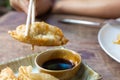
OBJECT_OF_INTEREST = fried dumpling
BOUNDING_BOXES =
[18,66,32,80]
[8,22,68,48]
[18,66,59,80]
[0,67,18,80]
[29,73,59,80]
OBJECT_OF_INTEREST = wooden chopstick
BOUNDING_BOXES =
[25,0,34,36]
[31,0,35,24]
[31,0,36,50]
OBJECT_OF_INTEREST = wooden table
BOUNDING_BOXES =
[0,11,120,80]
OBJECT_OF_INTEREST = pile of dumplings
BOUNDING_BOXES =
[0,66,59,80]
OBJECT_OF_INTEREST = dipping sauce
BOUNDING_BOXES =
[42,58,75,70]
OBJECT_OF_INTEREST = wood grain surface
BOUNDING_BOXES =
[0,11,120,80]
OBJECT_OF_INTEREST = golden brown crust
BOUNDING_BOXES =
[0,67,18,80]
[0,66,59,80]
[8,22,68,46]
[18,66,59,80]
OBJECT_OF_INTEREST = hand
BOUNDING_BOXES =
[10,0,53,16]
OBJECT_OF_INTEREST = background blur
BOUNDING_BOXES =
[0,0,12,16]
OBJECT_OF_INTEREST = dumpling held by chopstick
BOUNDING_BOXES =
[8,22,68,49]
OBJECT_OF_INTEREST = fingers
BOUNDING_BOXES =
[10,0,53,16]
[35,0,53,15]
[10,0,29,14]
[19,0,29,14]
[10,0,22,11]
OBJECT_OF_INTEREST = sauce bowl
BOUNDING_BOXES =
[35,48,81,80]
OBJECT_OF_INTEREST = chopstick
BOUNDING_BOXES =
[31,0,36,50]
[31,0,35,24]
[25,0,35,36]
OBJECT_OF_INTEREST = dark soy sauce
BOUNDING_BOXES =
[42,58,75,70]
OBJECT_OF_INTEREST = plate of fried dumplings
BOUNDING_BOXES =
[0,53,102,80]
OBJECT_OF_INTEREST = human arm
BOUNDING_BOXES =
[9,0,120,18]
[52,0,120,18]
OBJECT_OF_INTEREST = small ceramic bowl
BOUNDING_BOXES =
[35,48,81,80]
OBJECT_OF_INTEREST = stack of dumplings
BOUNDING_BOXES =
[0,66,59,80]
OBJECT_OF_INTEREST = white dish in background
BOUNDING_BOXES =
[98,23,120,63]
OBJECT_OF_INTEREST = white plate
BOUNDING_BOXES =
[98,23,120,63]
